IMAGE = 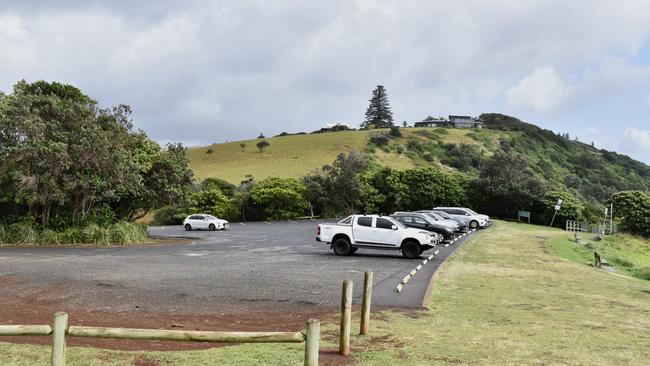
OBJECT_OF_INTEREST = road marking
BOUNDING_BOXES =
[428,254,434,260]
[434,250,439,255]
[445,244,449,247]
[265,221,272,225]
[288,220,297,224]
[422,259,428,265]
[416,265,422,271]
[402,275,411,284]
[239,222,246,226]
[396,284,403,293]
[409,269,417,276]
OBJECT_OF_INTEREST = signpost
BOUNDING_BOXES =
[549,199,562,227]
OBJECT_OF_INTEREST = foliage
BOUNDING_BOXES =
[389,126,402,137]
[608,191,650,236]
[439,143,485,171]
[206,148,214,154]
[472,154,545,219]
[250,177,308,220]
[369,134,390,146]
[362,85,394,129]
[200,178,237,197]
[256,140,270,152]
[0,80,193,226]
[0,220,147,245]
[542,190,584,227]
[185,189,235,219]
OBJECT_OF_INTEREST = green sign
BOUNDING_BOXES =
[518,211,531,224]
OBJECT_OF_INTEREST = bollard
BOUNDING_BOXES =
[304,319,320,366]
[339,279,352,356]
[360,272,373,336]
[51,312,68,366]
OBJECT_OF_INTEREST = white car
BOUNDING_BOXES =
[433,207,490,229]
[183,214,229,231]
[316,214,437,259]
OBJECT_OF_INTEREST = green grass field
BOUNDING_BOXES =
[3,222,649,365]
[186,128,499,184]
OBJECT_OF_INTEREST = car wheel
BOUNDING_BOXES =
[402,241,421,259]
[209,224,216,231]
[184,224,192,231]
[332,238,353,256]
[470,220,479,229]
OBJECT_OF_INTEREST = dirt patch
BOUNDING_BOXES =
[0,291,338,351]
[319,349,352,366]
[133,355,160,366]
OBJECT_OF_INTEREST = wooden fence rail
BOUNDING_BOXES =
[0,312,320,366]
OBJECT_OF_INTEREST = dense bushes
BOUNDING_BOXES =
[250,177,308,220]
[0,221,147,245]
[0,80,193,228]
[609,191,650,237]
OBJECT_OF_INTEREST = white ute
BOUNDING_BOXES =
[316,215,437,259]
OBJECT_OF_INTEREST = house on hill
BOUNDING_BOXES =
[449,115,484,128]
[414,115,484,129]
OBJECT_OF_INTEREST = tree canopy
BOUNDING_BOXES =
[362,85,393,129]
[0,80,193,225]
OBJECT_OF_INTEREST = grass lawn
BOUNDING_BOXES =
[3,221,648,365]
[185,128,503,184]
[186,131,368,184]
[550,231,650,280]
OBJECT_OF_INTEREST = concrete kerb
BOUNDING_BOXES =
[395,249,441,293]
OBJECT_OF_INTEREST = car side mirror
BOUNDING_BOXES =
[424,223,430,227]
[391,225,398,230]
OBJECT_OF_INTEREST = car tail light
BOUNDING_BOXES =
[316,225,321,236]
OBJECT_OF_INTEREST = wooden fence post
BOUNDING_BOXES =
[51,312,68,366]
[304,319,320,366]
[339,279,352,356]
[360,271,373,335]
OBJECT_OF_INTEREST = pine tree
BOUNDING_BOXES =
[362,85,394,129]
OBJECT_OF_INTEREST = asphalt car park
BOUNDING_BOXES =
[0,220,476,314]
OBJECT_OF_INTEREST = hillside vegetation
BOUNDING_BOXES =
[187,115,650,208]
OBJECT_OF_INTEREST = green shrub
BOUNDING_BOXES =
[39,229,61,245]
[83,224,111,245]
[59,227,84,244]
[110,222,148,244]
[8,222,37,244]
[0,225,6,244]
[634,267,650,281]
[370,134,390,146]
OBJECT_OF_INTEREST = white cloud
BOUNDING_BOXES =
[505,66,573,113]
[623,127,650,152]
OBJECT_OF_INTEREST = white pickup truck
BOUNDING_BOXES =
[316,214,437,259]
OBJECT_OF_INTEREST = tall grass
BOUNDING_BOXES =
[0,221,148,245]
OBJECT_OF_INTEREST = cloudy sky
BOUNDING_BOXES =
[1,0,649,164]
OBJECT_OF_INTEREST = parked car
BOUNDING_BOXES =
[316,215,437,259]
[183,214,229,231]
[433,207,490,229]
[423,210,470,231]
[391,212,456,241]
[407,211,461,232]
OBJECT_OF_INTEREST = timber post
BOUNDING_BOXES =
[304,319,320,366]
[360,271,373,335]
[339,279,352,356]
[51,312,68,366]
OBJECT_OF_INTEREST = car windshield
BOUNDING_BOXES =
[424,213,439,221]
[466,209,479,215]
[205,215,218,220]
[428,213,444,220]
[390,218,407,229]
[434,211,451,219]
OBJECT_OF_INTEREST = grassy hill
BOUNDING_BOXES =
[187,127,499,183]
[186,115,650,204]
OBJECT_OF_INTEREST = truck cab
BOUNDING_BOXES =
[316,215,437,259]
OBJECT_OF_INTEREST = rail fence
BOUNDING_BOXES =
[0,313,320,366]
